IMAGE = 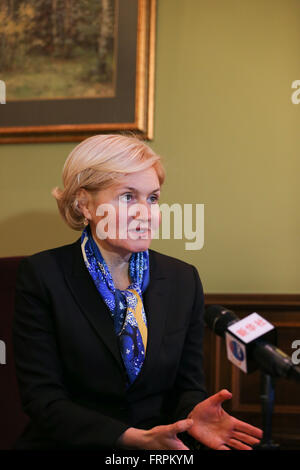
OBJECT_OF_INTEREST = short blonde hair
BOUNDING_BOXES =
[52,134,165,230]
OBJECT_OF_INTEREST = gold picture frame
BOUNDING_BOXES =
[0,0,156,143]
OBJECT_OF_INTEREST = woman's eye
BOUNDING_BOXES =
[119,193,159,203]
[149,195,159,203]
[119,193,132,202]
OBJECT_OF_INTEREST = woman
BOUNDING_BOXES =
[13,134,262,450]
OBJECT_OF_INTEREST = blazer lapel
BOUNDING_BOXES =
[60,238,170,382]
[61,238,124,372]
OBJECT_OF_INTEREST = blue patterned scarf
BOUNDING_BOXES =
[80,225,150,386]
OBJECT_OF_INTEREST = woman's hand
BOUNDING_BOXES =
[117,418,194,450]
[187,389,263,450]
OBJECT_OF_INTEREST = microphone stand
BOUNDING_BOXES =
[255,373,279,450]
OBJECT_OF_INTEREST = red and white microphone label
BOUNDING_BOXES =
[228,313,274,344]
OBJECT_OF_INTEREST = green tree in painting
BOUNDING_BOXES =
[0,0,116,99]
[0,1,36,71]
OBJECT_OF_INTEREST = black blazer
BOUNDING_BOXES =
[12,237,207,450]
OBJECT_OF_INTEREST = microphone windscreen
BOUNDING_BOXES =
[205,305,239,337]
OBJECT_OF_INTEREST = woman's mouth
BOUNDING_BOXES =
[128,226,150,237]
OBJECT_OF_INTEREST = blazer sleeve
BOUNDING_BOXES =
[167,264,208,422]
[13,256,130,449]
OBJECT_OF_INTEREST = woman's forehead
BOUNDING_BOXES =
[113,169,160,191]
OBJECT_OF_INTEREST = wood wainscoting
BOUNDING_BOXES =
[203,294,300,450]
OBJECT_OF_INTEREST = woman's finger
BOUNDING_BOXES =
[233,418,263,439]
[227,438,253,450]
[232,430,261,446]
[170,418,194,436]
[218,444,231,450]
[209,389,233,406]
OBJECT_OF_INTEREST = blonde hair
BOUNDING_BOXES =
[52,134,165,230]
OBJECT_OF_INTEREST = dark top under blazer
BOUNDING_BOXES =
[12,237,207,450]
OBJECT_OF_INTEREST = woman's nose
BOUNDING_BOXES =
[129,201,151,221]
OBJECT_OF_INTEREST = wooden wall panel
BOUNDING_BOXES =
[203,294,300,450]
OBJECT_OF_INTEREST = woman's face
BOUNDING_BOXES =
[86,167,161,256]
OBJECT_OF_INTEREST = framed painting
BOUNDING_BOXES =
[0,0,156,143]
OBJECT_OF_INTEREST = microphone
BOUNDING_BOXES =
[205,305,300,382]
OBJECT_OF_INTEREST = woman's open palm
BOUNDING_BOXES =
[187,389,263,450]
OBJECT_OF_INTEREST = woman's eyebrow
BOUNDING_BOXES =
[119,186,160,193]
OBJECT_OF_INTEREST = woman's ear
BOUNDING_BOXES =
[75,189,93,221]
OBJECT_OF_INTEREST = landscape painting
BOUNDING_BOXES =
[0,0,116,100]
[0,0,156,142]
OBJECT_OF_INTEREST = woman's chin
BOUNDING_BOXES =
[128,240,151,252]
[123,236,152,252]
[98,232,153,253]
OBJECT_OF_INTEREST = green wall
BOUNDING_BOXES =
[1,0,300,293]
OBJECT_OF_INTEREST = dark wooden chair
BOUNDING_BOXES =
[0,256,29,450]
